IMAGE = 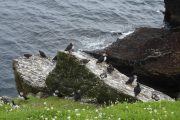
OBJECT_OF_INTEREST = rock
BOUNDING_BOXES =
[45,51,173,103]
[164,0,180,27]
[13,55,55,95]
[13,51,173,103]
[85,27,180,98]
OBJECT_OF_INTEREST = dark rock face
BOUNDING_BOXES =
[164,0,180,27]
[85,27,180,98]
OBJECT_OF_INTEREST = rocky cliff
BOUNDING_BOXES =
[85,27,180,98]
[164,0,180,27]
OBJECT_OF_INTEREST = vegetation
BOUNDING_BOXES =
[0,97,179,120]
[46,52,134,103]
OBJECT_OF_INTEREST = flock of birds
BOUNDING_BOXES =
[19,43,160,103]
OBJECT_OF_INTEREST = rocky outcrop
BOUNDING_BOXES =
[13,55,56,95]
[85,27,180,98]
[13,51,173,103]
[164,0,180,27]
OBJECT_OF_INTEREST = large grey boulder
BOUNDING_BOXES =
[13,51,173,103]
[13,55,55,95]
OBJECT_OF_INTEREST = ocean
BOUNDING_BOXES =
[0,0,164,96]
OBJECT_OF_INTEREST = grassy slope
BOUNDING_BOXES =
[0,97,179,120]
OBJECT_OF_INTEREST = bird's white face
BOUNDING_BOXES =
[134,75,137,80]
[19,92,23,96]
[103,53,107,56]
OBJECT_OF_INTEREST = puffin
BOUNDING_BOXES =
[96,53,107,63]
[24,54,32,59]
[52,55,57,61]
[151,93,160,101]
[39,50,47,58]
[134,83,141,97]
[19,92,29,100]
[65,43,74,53]
[107,64,114,74]
[74,90,81,101]
[53,90,59,97]
[11,100,20,109]
[126,75,137,85]
[100,72,107,79]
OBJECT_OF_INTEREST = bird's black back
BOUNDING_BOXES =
[97,56,104,63]
[107,65,114,73]
[24,54,32,58]
[39,50,47,58]
[52,55,57,61]
[65,44,72,51]
[134,84,141,96]
[126,77,134,85]
[74,91,81,101]
[12,100,16,105]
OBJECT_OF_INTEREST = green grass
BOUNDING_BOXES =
[0,97,179,120]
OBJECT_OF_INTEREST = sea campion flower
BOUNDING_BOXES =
[76,113,81,116]
[75,109,79,112]
[67,116,70,120]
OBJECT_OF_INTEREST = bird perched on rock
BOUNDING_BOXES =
[151,93,160,101]
[74,90,81,101]
[39,50,47,58]
[11,100,20,109]
[80,59,90,64]
[52,55,57,61]
[65,43,74,53]
[134,83,141,97]
[126,75,137,85]
[107,64,114,74]
[24,54,32,59]
[19,92,29,100]
[53,90,59,97]
[96,53,107,63]
[100,72,107,79]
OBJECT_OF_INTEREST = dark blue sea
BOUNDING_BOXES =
[0,0,164,96]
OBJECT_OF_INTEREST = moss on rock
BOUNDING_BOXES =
[46,52,134,103]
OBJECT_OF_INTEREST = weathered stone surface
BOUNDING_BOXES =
[13,55,55,95]
[164,0,180,27]
[46,51,173,102]
[85,27,180,98]
[13,51,173,103]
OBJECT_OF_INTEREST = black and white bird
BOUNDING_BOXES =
[107,64,114,74]
[39,50,47,58]
[11,100,20,109]
[65,43,74,53]
[100,72,107,79]
[96,53,107,63]
[53,90,59,97]
[52,55,57,61]
[19,92,29,100]
[151,93,160,101]
[126,75,137,85]
[24,54,32,59]
[74,90,81,101]
[134,83,141,97]
[80,59,90,64]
